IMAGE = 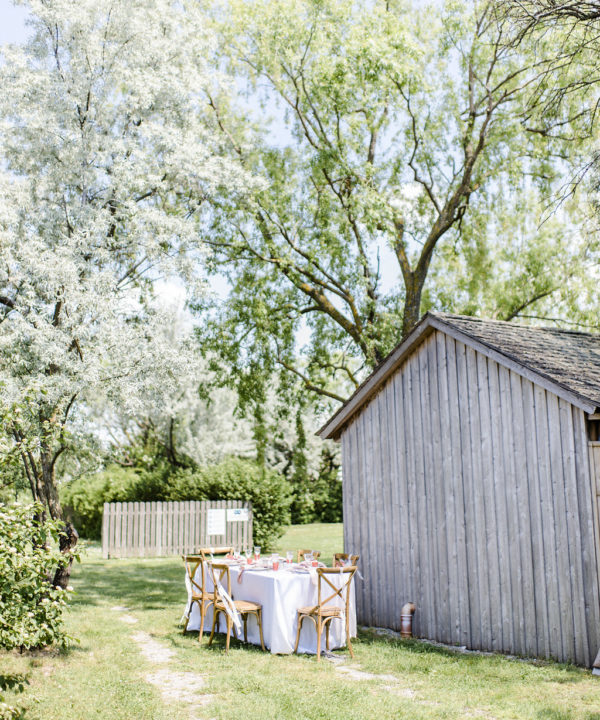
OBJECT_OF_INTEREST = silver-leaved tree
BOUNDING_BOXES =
[0,0,246,524]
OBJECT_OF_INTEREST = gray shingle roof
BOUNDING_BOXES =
[436,313,600,410]
[319,312,600,439]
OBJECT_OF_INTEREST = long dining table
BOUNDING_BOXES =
[185,561,357,655]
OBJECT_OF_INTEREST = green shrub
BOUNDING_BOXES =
[61,465,140,539]
[0,503,75,651]
[62,458,291,549]
[165,458,291,549]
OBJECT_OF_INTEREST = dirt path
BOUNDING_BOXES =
[113,606,211,719]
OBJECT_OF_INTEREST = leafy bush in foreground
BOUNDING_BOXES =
[0,503,74,651]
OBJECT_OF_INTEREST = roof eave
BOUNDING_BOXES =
[317,313,436,440]
[317,312,598,441]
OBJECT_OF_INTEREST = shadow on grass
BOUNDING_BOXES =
[69,557,185,611]
[537,711,600,720]
[357,628,590,682]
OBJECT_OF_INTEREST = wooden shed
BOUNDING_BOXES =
[318,312,600,666]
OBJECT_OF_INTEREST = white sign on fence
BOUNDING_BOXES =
[227,508,249,522]
[207,508,226,536]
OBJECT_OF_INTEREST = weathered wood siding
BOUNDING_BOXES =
[341,330,600,666]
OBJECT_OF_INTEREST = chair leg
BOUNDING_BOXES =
[257,609,266,652]
[208,607,219,647]
[244,615,248,644]
[293,614,304,654]
[345,609,354,658]
[325,620,330,651]
[198,600,206,643]
[225,614,232,653]
[316,616,322,662]
[182,600,192,634]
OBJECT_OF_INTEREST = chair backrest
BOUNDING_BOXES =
[316,566,356,612]
[198,546,234,560]
[207,562,232,603]
[182,554,206,597]
[297,549,321,563]
[333,553,360,568]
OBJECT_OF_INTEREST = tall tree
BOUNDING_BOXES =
[0,0,245,521]
[200,0,594,405]
[506,1,600,21]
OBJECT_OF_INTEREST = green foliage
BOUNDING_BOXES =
[61,466,141,540]
[311,446,343,524]
[0,674,27,720]
[198,0,598,410]
[0,503,75,652]
[62,458,291,549]
[165,458,291,549]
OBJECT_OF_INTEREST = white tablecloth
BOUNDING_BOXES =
[185,563,357,655]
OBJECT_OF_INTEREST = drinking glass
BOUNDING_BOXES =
[245,549,253,564]
[304,552,313,565]
[271,553,279,571]
[254,545,261,562]
[286,551,293,564]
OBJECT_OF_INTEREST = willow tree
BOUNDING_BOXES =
[199,0,595,403]
[0,0,246,521]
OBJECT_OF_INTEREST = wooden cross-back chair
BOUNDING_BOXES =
[333,553,360,568]
[297,549,321,563]
[207,562,266,653]
[198,546,233,560]
[293,566,357,661]
[181,554,213,642]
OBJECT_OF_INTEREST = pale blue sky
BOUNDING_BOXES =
[0,1,29,45]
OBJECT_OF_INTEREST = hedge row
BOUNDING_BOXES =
[61,458,291,549]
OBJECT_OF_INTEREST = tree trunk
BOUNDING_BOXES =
[52,521,78,589]
[401,272,425,339]
[41,454,63,521]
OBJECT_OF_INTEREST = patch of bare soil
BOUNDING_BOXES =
[130,629,212,716]
[145,669,209,704]
[334,664,416,698]
[130,631,176,664]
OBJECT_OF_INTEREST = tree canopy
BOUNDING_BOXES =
[198,0,598,406]
[0,0,246,519]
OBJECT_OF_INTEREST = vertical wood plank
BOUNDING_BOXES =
[522,379,546,657]
[574,412,600,666]
[477,353,501,651]
[489,361,514,653]
[547,393,571,660]
[559,400,588,664]
[445,336,470,646]
[498,365,522,654]
[410,351,431,637]
[389,372,405,631]
[455,340,476,648]
[102,503,109,559]
[464,344,485,651]
[429,334,450,643]
[114,502,122,559]
[534,388,560,657]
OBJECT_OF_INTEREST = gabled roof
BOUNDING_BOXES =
[318,312,600,440]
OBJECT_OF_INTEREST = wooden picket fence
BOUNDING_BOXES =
[101,500,252,559]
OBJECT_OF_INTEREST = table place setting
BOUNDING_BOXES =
[186,547,357,654]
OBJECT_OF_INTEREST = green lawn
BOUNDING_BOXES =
[2,523,600,719]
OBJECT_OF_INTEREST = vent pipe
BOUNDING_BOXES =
[400,602,416,638]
